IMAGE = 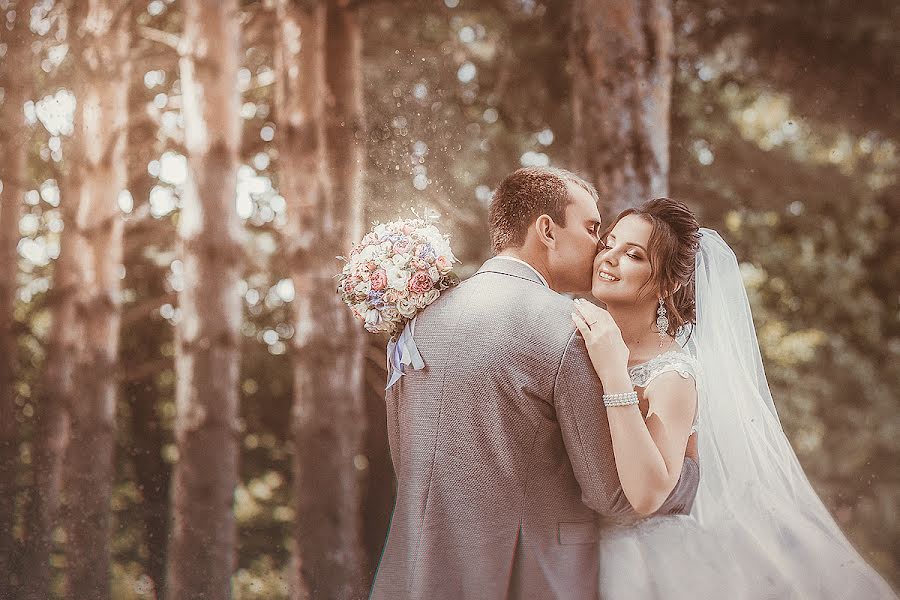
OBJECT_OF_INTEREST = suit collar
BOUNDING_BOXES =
[475,256,549,288]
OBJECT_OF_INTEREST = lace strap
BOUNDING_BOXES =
[629,350,701,434]
[628,350,699,389]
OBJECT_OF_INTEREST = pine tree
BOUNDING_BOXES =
[165,0,244,597]
[570,0,673,212]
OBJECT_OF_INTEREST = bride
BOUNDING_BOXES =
[571,198,896,599]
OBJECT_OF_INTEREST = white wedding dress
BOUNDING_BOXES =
[597,229,896,599]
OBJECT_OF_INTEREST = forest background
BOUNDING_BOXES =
[0,0,897,598]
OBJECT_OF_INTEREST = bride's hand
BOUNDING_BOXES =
[572,299,630,383]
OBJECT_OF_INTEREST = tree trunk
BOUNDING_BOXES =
[569,0,673,213]
[0,2,32,594]
[62,2,131,598]
[276,0,367,597]
[361,337,394,586]
[274,3,327,598]
[21,383,68,600]
[165,0,243,598]
[323,1,368,595]
[123,41,173,599]
[22,175,76,599]
[126,379,171,598]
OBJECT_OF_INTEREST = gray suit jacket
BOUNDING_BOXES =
[370,257,700,600]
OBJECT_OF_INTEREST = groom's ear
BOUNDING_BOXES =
[534,214,557,249]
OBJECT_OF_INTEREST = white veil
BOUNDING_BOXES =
[681,228,895,598]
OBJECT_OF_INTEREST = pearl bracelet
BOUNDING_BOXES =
[603,391,639,407]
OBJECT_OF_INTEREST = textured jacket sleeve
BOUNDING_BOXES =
[553,330,634,516]
[658,456,700,515]
[553,330,700,517]
[384,388,402,478]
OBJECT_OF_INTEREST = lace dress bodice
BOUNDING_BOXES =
[628,349,701,435]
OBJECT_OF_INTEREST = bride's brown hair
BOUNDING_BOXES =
[602,198,701,336]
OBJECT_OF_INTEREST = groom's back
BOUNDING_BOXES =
[371,258,625,600]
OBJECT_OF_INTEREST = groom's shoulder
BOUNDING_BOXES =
[531,290,582,341]
[456,272,577,335]
[527,285,579,321]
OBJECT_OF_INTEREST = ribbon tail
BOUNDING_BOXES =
[407,336,424,370]
[385,338,401,390]
[385,366,403,390]
[385,318,425,390]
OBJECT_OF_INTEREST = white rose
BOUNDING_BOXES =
[434,238,455,261]
[397,299,418,318]
[381,306,400,323]
[364,309,382,329]
[386,266,410,290]
[412,288,441,310]
[354,279,371,295]
[422,289,440,306]
[428,266,440,282]
[392,253,410,268]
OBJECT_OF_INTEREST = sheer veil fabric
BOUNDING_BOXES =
[598,229,896,599]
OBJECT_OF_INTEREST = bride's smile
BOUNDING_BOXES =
[591,215,655,311]
[596,270,619,282]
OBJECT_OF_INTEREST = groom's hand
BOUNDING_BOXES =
[572,299,630,386]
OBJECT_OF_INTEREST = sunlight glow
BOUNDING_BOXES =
[457,62,476,83]
[31,89,75,136]
[159,152,187,186]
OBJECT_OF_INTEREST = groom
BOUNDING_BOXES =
[370,167,700,600]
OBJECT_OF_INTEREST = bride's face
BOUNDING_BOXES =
[591,214,655,306]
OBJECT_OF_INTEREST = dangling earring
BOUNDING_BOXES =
[656,298,669,347]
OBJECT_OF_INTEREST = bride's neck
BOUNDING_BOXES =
[604,301,667,359]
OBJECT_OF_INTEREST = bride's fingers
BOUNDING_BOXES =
[571,311,591,337]
[574,298,603,319]
[575,298,606,317]
[575,300,609,329]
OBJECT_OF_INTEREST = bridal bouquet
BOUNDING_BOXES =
[338,218,460,339]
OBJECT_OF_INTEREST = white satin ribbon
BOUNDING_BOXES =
[385,317,425,390]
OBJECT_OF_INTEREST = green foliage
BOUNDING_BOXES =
[671,0,899,581]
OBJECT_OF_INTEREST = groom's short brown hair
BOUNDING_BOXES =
[489,167,599,253]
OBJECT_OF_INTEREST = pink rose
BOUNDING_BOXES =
[392,239,412,254]
[407,270,434,294]
[435,256,450,271]
[370,269,387,291]
[366,261,377,272]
